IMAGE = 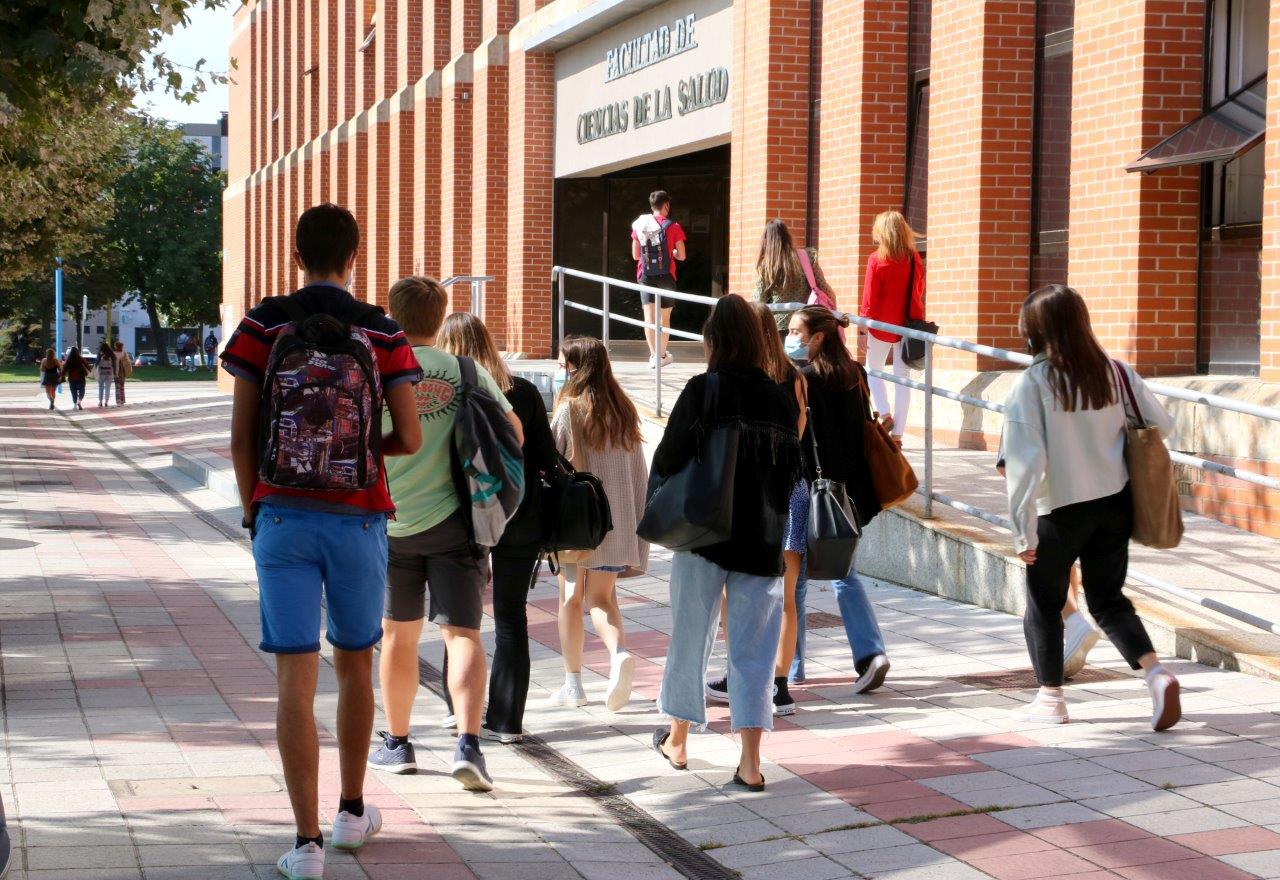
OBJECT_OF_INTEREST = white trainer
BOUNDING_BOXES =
[1012,692,1069,725]
[1147,669,1182,732]
[852,654,891,694]
[548,681,588,707]
[439,713,457,729]
[331,803,382,851]
[605,651,636,712]
[1062,612,1101,680]
[276,842,324,880]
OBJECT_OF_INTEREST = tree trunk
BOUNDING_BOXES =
[144,295,169,366]
[39,314,51,358]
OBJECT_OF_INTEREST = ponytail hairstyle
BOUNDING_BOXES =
[795,306,855,391]
[751,301,797,384]
[872,210,918,262]
[556,336,642,452]
[437,312,513,393]
[1020,284,1115,412]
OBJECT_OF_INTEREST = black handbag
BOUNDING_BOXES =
[899,256,938,370]
[541,450,612,562]
[637,373,738,551]
[804,407,861,580]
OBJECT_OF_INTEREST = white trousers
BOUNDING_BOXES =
[865,335,911,437]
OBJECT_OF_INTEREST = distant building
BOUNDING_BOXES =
[182,112,228,172]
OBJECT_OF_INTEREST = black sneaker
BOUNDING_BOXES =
[852,654,891,694]
[773,677,796,716]
[705,675,729,704]
[451,738,494,792]
[367,730,416,774]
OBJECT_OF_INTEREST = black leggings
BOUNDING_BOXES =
[1024,486,1155,686]
[442,550,539,735]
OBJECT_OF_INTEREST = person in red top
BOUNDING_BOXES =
[221,203,423,879]
[630,190,687,368]
[860,210,926,443]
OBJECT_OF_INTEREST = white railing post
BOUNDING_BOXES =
[923,339,934,519]
[653,286,663,418]
[471,279,482,319]
[556,270,566,356]
[602,282,610,349]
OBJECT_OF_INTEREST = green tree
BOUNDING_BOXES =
[95,118,222,367]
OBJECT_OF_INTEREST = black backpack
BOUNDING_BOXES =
[639,217,674,279]
[539,451,612,567]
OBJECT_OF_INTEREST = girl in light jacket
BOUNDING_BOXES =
[860,210,925,443]
[1002,285,1180,731]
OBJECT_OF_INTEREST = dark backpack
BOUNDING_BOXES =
[450,355,526,550]
[639,217,674,279]
[258,296,383,491]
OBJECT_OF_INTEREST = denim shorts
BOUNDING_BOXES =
[591,565,627,573]
[252,503,389,653]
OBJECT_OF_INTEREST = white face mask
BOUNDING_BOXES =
[553,366,570,394]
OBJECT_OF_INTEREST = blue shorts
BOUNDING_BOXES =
[252,503,389,653]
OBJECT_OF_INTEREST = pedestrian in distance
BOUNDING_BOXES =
[630,190,687,368]
[652,294,804,792]
[113,340,131,405]
[547,336,649,712]
[706,302,808,714]
[204,331,218,370]
[367,277,523,793]
[38,348,61,410]
[1002,284,1180,731]
[860,210,926,445]
[94,341,116,407]
[435,312,557,744]
[753,218,837,338]
[784,306,892,693]
[222,204,425,880]
[63,347,89,410]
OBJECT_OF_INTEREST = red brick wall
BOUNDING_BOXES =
[473,54,509,347]
[1261,0,1280,382]
[1068,1,1203,375]
[413,83,443,279]
[440,71,473,296]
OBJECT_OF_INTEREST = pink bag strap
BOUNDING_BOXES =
[796,247,820,294]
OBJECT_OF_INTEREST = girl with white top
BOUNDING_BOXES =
[1002,285,1180,731]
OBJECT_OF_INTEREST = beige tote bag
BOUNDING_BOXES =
[1113,361,1183,549]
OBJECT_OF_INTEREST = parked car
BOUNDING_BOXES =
[135,354,165,367]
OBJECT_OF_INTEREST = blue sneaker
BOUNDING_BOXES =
[451,737,494,792]
[367,730,416,774]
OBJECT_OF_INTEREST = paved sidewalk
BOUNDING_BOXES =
[6,391,1280,880]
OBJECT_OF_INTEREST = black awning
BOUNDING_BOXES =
[1126,77,1265,173]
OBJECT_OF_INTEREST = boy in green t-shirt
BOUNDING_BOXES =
[367,277,522,792]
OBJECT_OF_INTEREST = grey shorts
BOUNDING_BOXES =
[640,274,677,306]
[386,510,488,629]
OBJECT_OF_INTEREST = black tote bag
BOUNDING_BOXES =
[804,406,861,579]
[899,256,938,370]
[637,374,738,551]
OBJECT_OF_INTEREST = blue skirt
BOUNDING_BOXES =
[783,479,810,554]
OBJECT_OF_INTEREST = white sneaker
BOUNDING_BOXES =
[331,803,382,851]
[1012,692,1069,725]
[1063,612,1100,680]
[1147,669,1181,732]
[276,842,324,879]
[852,655,891,694]
[439,713,457,729]
[660,351,673,367]
[548,681,588,707]
[481,725,524,744]
[647,354,658,370]
[605,651,635,712]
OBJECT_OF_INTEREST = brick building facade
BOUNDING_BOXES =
[221,0,1275,382]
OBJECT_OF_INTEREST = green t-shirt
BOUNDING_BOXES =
[384,345,512,538]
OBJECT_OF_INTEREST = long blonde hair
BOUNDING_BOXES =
[755,219,804,295]
[872,210,917,262]
[437,312,512,393]
[557,336,642,452]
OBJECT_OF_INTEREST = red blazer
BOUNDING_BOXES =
[860,252,925,343]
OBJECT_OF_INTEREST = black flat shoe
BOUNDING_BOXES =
[730,771,765,792]
[651,729,687,770]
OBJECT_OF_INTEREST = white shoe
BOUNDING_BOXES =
[481,725,524,744]
[605,652,635,712]
[1062,612,1100,680]
[852,655,891,694]
[548,681,588,707]
[1012,692,1069,725]
[660,351,673,367]
[1147,669,1181,732]
[648,354,658,370]
[439,713,457,729]
[331,803,382,851]
[277,842,324,879]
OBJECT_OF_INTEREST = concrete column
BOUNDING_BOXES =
[440,56,474,295]
[472,39,508,344]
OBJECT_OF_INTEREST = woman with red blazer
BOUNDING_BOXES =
[859,210,926,443]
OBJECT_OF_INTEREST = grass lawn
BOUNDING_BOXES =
[0,364,216,383]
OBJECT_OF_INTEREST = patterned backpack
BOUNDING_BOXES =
[450,356,525,549]
[258,296,384,491]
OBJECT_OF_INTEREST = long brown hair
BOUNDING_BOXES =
[1020,285,1115,412]
[64,347,88,375]
[557,336,642,452]
[40,348,57,370]
[704,293,767,373]
[755,219,803,295]
[795,306,856,391]
[872,210,917,262]
[437,312,512,393]
[751,301,796,384]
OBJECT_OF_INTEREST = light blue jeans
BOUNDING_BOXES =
[659,551,783,731]
[790,550,886,683]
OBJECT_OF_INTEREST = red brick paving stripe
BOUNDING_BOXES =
[865,794,970,822]
[1067,838,1202,869]
[1032,820,1154,848]
[1170,826,1280,856]
[936,733,1043,754]
[934,830,1058,859]
[968,849,1103,880]
[1113,857,1259,880]
[901,812,1015,842]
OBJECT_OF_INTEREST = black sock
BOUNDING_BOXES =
[774,675,790,694]
[338,796,364,817]
[385,733,409,749]
[459,733,480,750]
[295,834,323,850]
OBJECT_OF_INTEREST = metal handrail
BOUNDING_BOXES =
[441,275,495,319]
[550,266,1280,639]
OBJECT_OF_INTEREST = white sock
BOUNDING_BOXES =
[1145,663,1169,681]
[566,671,582,689]
[1038,686,1064,700]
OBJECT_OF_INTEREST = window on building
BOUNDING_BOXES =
[1030,0,1074,291]
[1198,0,1267,374]
[96,325,104,334]
[903,0,930,247]
[111,325,119,337]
